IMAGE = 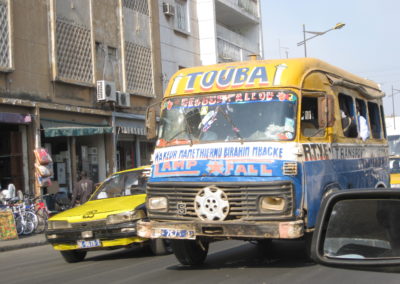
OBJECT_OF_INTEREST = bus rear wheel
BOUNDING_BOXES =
[171,239,209,266]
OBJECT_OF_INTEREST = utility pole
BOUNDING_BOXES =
[302,24,307,58]
[298,23,345,57]
[392,86,400,130]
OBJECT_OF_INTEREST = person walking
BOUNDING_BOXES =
[71,171,95,206]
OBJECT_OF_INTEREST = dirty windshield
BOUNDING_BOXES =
[91,171,146,200]
[157,90,297,146]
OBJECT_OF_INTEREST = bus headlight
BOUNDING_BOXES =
[259,196,286,212]
[148,197,167,211]
[106,210,145,225]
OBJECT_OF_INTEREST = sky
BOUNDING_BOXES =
[260,0,400,116]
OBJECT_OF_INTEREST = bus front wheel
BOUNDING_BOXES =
[60,250,87,263]
[171,239,209,266]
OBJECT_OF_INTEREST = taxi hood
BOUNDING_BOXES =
[50,194,146,222]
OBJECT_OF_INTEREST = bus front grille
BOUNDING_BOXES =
[147,181,295,221]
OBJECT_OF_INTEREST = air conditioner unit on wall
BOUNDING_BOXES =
[163,2,175,16]
[97,80,116,102]
[116,91,131,108]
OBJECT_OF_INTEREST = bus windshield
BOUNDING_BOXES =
[158,90,297,147]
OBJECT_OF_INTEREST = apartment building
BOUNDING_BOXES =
[0,0,162,195]
[159,0,263,88]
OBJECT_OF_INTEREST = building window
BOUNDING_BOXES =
[125,42,153,95]
[123,0,149,15]
[51,0,94,85]
[0,0,12,71]
[121,0,154,97]
[175,0,189,33]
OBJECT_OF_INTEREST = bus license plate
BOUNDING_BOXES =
[77,239,101,248]
[154,228,195,239]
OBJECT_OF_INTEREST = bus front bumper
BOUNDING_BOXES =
[137,219,304,240]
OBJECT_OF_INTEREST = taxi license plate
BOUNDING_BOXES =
[153,228,195,239]
[77,239,101,248]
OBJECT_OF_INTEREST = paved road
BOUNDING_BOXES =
[0,239,398,284]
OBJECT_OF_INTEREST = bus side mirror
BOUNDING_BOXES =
[318,95,335,128]
[146,106,157,140]
[311,189,400,269]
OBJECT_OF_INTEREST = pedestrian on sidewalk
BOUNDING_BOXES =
[71,171,95,207]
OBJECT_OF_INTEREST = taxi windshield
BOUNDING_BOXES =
[158,90,297,147]
[91,171,146,200]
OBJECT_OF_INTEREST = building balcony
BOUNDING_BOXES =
[216,24,259,62]
[216,0,259,26]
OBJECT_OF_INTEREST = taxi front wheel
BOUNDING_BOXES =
[60,250,87,263]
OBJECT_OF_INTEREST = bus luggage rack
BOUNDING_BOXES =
[147,181,295,221]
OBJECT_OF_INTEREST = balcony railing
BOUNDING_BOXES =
[218,0,259,19]
[216,24,259,56]
[217,38,241,62]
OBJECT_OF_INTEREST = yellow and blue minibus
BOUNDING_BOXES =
[140,58,389,265]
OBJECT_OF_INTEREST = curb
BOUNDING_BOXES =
[0,239,49,252]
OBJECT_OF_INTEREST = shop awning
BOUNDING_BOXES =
[115,117,146,136]
[41,119,113,137]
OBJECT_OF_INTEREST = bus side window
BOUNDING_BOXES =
[301,97,324,137]
[339,94,357,138]
[368,102,382,139]
[380,105,387,138]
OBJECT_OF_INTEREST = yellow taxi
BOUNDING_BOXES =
[45,166,170,263]
[390,156,400,188]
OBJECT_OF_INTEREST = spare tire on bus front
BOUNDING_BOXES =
[171,239,209,266]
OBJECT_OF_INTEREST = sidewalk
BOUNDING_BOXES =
[0,233,48,252]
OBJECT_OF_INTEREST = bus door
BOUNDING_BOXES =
[300,92,336,227]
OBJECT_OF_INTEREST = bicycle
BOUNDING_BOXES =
[32,195,49,233]
[8,199,37,235]
[24,194,50,234]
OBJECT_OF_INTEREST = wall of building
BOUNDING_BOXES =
[158,0,201,92]
[0,0,162,195]
[196,0,217,65]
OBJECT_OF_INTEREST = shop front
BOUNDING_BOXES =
[0,112,31,194]
[40,115,112,195]
[114,112,154,171]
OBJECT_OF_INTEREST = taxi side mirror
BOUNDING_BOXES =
[311,189,400,268]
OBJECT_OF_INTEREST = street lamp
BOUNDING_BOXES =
[297,22,345,57]
[390,86,400,129]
